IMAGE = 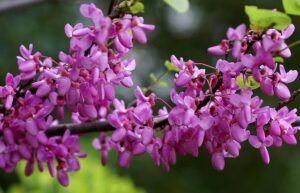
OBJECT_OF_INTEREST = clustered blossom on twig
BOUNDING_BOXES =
[0,3,154,186]
[0,2,299,187]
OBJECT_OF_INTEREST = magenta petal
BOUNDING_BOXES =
[19,145,31,160]
[104,84,115,101]
[241,54,255,68]
[83,104,97,119]
[101,150,108,166]
[57,77,71,96]
[57,170,69,187]
[37,132,48,145]
[270,121,281,135]
[118,31,133,49]
[199,115,214,130]
[175,72,191,87]
[248,135,261,149]
[252,67,262,82]
[260,78,274,96]
[259,146,270,164]
[24,160,34,176]
[5,95,13,110]
[279,45,291,58]
[133,27,147,44]
[26,118,38,136]
[280,67,298,84]
[226,140,240,157]
[132,143,146,155]
[4,129,14,145]
[80,4,92,17]
[282,134,297,145]
[231,124,249,142]
[20,45,30,58]
[21,71,36,80]
[118,150,132,168]
[47,161,55,177]
[208,45,225,56]
[36,83,51,97]
[274,82,291,101]
[121,77,134,88]
[142,127,153,145]
[113,37,128,53]
[282,24,295,38]
[19,60,36,72]
[64,24,73,38]
[211,153,225,171]
[111,128,126,142]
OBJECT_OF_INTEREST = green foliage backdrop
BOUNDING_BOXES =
[0,0,300,193]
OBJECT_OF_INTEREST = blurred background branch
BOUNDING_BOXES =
[0,0,46,13]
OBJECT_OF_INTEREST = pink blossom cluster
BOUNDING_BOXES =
[166,23,299,170]
[93,87,160,168]
[0,1,299,187]
[0,3,154,186]
[209,24,298,100]
[0,72,85,186]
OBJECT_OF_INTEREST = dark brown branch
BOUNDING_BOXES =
[0,0,46,13]
[107,0,116,15]
[276,89,300,110]
[45,80,300,137]
[46,114,300,137]
[46,115,168,137]
[196,73,223,112]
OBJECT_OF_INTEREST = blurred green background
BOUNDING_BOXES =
[0,0,300,193]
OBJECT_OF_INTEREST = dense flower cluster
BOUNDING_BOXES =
[0,3,154,186]
[0,1,299,188]
[93,87,160,168]
[167,23,299,170]
[93,23,299,171]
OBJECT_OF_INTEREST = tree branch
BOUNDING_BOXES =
[46,115,168,137]
[0,0,46,13]
[46,114,300,137]
[107,0,116,15]
[276,89,300,110]
[46,85,300,137]
[196,73,223,112]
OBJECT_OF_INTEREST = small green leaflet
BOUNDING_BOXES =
[165,60,180,72]
[236,76,260,90]
[245,6,291,30]
[273,56,284,63]
[163,0,190,13]
[130,2,144,14]
[157,81,169,87]
[149,73,157,82]
[149,73,169,88]
[282,0,300,15]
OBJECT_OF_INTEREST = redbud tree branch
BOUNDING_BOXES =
[276,89,300,110]
[46,73,224,137]
[0,0,46,13]
[46,115,168,137]
[46,85,300,137]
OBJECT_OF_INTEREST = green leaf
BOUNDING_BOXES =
[247,76,260,90]
[236,75,260,90]
[130,2,145,14]
[236,76,247,90]
[282,0,300,15]
[273,56,284,63]
[149,73,157,82]
[163,0,190,13]
[157,81,169,87]
[165,60,180,72]
[141,87,148,93]
[245,5,291,30]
